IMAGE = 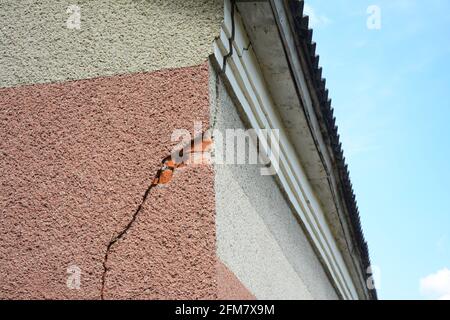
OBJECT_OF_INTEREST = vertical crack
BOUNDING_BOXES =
[211,73,221,133]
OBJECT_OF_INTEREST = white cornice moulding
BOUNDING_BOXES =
[212,0,359,300]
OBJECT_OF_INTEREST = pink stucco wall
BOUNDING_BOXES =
[0,62,254,299]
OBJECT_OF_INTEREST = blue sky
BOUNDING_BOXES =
[304,0,450,299]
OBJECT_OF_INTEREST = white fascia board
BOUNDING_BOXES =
[213,0,360,300]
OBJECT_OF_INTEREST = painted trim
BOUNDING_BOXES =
[212,0,359,300]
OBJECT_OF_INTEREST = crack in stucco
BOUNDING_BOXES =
[211,75,221,132]
[100,176,155,300]
[100,135,213,299]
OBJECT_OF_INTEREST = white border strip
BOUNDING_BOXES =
[213,0,359,300]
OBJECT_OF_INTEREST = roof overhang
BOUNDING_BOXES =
[212,0,376,299]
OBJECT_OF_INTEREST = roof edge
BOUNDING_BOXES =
[285,0,377,299]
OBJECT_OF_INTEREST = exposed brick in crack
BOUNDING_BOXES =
[100,135,213,300]
[152,136,213,186]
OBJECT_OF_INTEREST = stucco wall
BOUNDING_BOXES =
[0,63,217,299]
[0,0,261,299]
[0,0,338,300]
[0,0,223,88]
[0,61,258,300]
[103,164,217,299]
[211,66,339,300]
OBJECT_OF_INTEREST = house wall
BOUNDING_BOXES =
[0,0,343,300]
[0,0,255,299]
[0,62,218,299]
[0,0,223,88]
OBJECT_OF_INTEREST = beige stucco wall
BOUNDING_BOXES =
[0,0,223,88]
[211,65,339,300]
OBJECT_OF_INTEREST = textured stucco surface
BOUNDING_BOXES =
[0,63,211,299]
[217,261,255,300]
[103,162,255,299]
[0,0,223,88]
[211,68,339,300]
[103,165,217,299]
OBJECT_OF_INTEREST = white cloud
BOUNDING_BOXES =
[303,3,331,28]
[420,268,450,300]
